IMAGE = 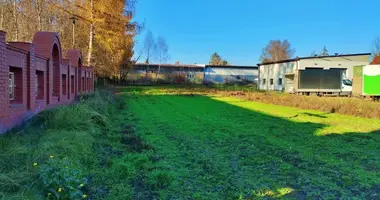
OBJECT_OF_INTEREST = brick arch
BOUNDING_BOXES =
[66,49,82,68]
[33,32,63,101]
[32,32,62,63]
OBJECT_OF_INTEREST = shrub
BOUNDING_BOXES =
[38,157,87,200]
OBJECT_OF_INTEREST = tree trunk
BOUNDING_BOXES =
[13,0,18,40]
[36,0,42,31]
[0,2,4,30]
[87,0,93,66]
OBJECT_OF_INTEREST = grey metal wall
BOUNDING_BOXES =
[299,68,342,89]
[204,67,258,84]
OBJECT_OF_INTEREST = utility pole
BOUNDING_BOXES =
[70,16,78,48]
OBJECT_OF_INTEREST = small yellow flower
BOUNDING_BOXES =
[79,183,84,187]
[58,188,62,193]
[50,155,54,159]
[33,162,38,167]
[82,194,87,198]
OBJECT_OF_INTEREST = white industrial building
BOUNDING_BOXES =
[204,65,258,84]
[258,53,371,92]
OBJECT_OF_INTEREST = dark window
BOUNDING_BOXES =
[36,71,44,100]
[62,74,67,95]
[82,77,85,91]
[270,78,274,85]
[278,78,283,85]
[262,79,266,84]
[343,79,352,86]
[71,75,75,93]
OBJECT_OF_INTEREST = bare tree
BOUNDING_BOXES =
[155,36,169,82]
[310,50,317,56]
[372,37,380,58]
[143,30,155,64]
[87,0,94,66]
[13,0,18,40]
[260,40,295,63]
[320,46,329,56]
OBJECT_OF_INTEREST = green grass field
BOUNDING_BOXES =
[1,86,380,200]
[120,86,380,199]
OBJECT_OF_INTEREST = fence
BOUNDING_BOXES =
[0,31,94,133]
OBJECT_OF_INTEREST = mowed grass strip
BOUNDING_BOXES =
[124,87,380,199]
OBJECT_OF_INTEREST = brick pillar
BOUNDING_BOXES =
[47,59,53,104]
[85,70,88,92]
[0,31,9,118]
[67,64,70,100]
[78,67,81,93]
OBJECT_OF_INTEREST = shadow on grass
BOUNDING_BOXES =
[124,90,380,199]
[301,112,328,118]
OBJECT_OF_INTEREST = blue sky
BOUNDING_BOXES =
[133,0,379,65]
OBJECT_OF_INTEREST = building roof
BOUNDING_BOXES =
[206,64,258,69]
[370,56,380,64]
[257,53,371,66]
[134,63,205,68]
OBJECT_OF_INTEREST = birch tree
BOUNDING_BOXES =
[155,36,169,82]
[143,30,155,64]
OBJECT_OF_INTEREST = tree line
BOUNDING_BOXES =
[0,0,139,77]
[209,37,380,65]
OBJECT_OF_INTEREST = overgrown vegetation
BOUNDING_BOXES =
[0,89,166,199]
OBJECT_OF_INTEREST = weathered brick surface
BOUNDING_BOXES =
[0,31,95,134]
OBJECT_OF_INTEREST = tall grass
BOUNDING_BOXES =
[0,90,119,199]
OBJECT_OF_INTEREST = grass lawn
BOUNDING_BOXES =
[1,86,380,200]
[120,86,380,199]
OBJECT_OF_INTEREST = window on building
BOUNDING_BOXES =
[9,67,23,103]
[71,75,75,93]
[9,72,15,100]
[278,78,283,85]
[262,79,266,84]
[270,79,274,85]
[62,74,67,95]
[82,77,85,91]
[36,71,44,100]
[187,74,194,79]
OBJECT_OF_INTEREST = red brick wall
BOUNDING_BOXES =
[0,31,95,134]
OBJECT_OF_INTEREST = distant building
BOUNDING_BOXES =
[258,53,371,92]
[123,63,205,84]
[204,65,258,84]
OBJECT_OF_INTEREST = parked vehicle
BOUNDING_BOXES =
[352,65,380,99]
[295,68,351,96]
